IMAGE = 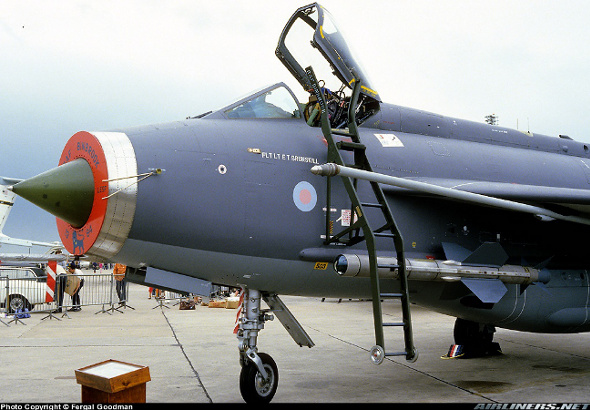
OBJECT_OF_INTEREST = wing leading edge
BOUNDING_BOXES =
[400,178,590,207]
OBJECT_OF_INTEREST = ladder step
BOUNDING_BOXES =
[374,232,396,238]
[385,351,408,357]
[380,293,403,298]
[331,128,353,136]
[383,322,405,327]
[337,141,366,151]
[377,264,399,270]
[361,202,383,208]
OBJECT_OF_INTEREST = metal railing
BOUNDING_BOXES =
[0,267,131,324]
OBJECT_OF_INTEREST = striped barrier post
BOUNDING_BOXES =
[45,261,57,303]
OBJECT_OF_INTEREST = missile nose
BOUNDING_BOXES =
[11,158,95,228]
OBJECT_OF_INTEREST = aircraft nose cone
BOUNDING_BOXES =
[11,158,95,228]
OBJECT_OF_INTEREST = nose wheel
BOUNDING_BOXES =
[239,352,279,404]
[236,288,279,404]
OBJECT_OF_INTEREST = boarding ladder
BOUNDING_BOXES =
[305,66,417,364]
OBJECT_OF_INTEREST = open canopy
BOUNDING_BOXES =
[276,2,380,102]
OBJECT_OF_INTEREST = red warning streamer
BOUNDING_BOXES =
[233,290,245,334]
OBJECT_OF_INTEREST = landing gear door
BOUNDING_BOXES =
[276,2,380,102]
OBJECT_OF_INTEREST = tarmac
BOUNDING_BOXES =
[1,272,590,404]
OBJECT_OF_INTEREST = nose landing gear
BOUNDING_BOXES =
[236,288,279,404]
[234,288,315,403]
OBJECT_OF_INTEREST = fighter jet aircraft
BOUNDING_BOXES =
[5,3,590,403]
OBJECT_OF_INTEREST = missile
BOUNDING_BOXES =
[334,253,550,285]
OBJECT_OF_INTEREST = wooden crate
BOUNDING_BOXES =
[75,359,151,403]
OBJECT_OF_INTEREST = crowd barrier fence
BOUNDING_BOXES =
[0,267,132,324]
[0,267,219,326]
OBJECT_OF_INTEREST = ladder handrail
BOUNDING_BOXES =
[304,66,416,362]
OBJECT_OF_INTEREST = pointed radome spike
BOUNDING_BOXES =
[11,158,95,228]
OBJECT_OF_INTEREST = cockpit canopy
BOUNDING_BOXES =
[276,3,380,128]
[276,3,379,102]
[191,83,302,121]
[193,4,379,128]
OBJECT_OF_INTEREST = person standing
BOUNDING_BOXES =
[52,264,68,313]
[68,262,84,312]
[113,263,127,305]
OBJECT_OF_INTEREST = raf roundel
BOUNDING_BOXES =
[293,181,317,212]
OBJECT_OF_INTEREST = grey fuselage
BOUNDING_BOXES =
[112,84,590,334]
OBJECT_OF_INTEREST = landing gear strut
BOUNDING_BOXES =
[236,289,279,404]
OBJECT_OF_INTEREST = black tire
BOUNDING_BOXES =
[453,318,501,357]
[239,352,279,404]
[8,294,31,313]
[453,318,494,345]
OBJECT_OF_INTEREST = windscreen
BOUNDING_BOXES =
[225,86,302,119]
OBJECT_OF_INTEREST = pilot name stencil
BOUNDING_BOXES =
[260,151,319,164]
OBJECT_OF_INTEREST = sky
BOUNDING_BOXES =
[1,0,590,251]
